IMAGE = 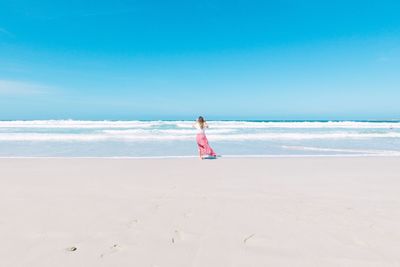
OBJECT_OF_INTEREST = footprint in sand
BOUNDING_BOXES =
[172,230,185,244]
[66,246,77,252]
[243,234,268,248]
[127,219,139,228]
[100,244,120,258]
[183,211,193,218]
[243,234,255,244]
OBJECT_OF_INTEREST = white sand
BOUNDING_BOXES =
[1,157,400,267]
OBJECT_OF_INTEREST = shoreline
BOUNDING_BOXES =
[1,154,400,159]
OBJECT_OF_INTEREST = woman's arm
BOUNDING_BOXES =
[204,122,209,128]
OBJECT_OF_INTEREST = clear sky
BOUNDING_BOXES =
[0,0,399,120]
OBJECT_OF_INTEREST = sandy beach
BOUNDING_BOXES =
[1,157,400,267]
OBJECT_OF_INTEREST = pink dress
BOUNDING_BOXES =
[195,123,216,157]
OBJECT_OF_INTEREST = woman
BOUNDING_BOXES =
[193,116,217,159]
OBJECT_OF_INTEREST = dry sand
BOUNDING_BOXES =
[1,157,400,267]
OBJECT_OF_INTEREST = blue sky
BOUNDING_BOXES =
[0,0,399,120]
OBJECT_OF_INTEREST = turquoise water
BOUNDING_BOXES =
[0,120,399,157]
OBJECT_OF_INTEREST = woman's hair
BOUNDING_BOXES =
[198,116,205,129]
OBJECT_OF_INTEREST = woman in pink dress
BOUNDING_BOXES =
[193,116,217,159]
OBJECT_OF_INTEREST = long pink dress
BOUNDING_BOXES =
[195,124,216,157]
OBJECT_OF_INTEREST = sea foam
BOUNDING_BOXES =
[0,120,399,157]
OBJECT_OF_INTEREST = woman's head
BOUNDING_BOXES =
[198,116,205,128]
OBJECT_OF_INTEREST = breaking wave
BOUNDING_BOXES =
[0,120,399,129]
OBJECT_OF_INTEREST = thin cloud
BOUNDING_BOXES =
[0,80,51,95]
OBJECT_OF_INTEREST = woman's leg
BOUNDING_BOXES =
[196,134,206,158]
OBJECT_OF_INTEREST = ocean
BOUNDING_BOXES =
[0,120,399,157]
